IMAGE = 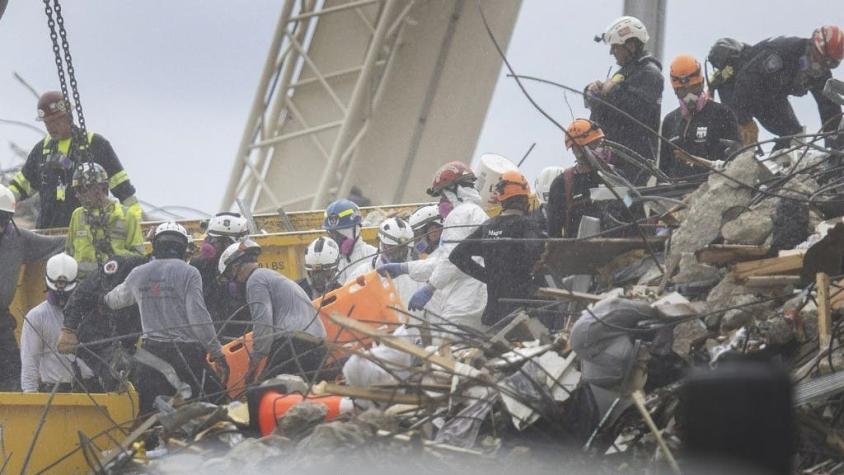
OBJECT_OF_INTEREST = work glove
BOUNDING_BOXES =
[408,283,436,311]
[377,262,408,278]
[211,352,229,387]
[57,328,79,354]
[739,120,759,147]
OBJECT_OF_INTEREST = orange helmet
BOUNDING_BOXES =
[670,54,704,89]
[813,25,844,67]
[493,170,530,202]
[565,119,604,150]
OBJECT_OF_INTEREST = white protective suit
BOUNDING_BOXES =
[407,185,488,332]
[334,229,378,286]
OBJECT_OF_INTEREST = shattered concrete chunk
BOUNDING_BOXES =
[721,209,774,245]
[276,401,329,440]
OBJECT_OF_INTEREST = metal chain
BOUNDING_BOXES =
[42,0,72,123]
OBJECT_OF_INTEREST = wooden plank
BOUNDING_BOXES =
[732,253,805,280]
[535,287,604,303]
[818,272,832,350]
[312,382,435,405]
[744,275,802,288]
[696,245,770,265]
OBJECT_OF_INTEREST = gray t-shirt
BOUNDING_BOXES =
[105,258,222,354]
[0,229,64,309]
[247,268,326,357]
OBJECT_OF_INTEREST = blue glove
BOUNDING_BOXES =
[408,284,435,311]
[377,262,408,278]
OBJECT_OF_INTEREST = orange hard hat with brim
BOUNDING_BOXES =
[565,119,604,150]
[493,170,530,202]
[670,54,704,89]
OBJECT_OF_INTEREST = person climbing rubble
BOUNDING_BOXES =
[64,161,144,277]
[191,212,250,340]
[585,16,663,183]
[408,204,443,257]
[218,239,327,384]
[20,253,98,393]
[659,54,741,181]
[8,91,140,229]
[103,221,226,413]
[0,184,64,391]
[730,25,844,149]
[378,161,488,334]
[449,170,546,327]
[546,119,616,238]
[299,236,343,299]
[322,199,377,286]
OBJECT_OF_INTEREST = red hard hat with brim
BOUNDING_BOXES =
[36,91,68,121]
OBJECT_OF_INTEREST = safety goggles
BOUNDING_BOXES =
[36,100,68,121]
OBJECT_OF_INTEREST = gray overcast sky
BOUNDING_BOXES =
[1,1,843,217]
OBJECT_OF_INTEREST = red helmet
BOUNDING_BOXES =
[813,25,844,67]
[427,161,476,197]
[36,91,68,121]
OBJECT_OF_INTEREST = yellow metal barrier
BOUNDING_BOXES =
[0,389,139,474]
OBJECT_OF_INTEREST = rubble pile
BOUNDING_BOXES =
[91,148,844,474]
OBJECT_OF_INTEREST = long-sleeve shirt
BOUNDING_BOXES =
[9,130,138,229]
[246,268,326,357]
[659,100,740,180]
[0,228,64,310]
[450,213,546,326]
[104,258,222,355]
[20,301,93,392]
[589,54,664,183]
[732,36,841,134]
[65,199,145,276]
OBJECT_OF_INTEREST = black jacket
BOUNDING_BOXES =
[732,36,841,134]
[449,213,546,326]
[190,256,251,340]
[545,167,602,238]
[659,100,741,180]
[11,130,136,229]
[589,54,664,180]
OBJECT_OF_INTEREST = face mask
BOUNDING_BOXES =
[47,290,68,307]
[415,239,429,254]
[199,242,218,260]
[332,228,357,257]
[591,146,612,163]
[678,90,708,117]
[438,200,454,220]
[227,280,242,299]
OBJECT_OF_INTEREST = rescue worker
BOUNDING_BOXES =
[322,199,377,285]
[0,184,65,390]
[58,254,146,391]
[8,91,139,229]
[298,237,342,299]
[103,222,227,413]
[20,253,98,392]
[408,205,443,257]
[378,162,488,333]
[659,54,741,181]
[532,166,565,230]
[546,119,614,238]
[449,171,546,327]
[586,16,663,184]
[191,212,250,340]
[218,240,327,384]
[353,217,422,315]
[731,26,844,148]
[707,37,752,113]
[65,162,144,276]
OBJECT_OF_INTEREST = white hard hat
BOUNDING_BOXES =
[0,184,15,214]
[218,238,262,275]
[154,221,190,242]
[534,167,565,205]
[601,16,649,46]
[46,253,78,292]
[408,205,442,231]
[304,237,340,270]
[207,213,248,238]
[378,217,414,246]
